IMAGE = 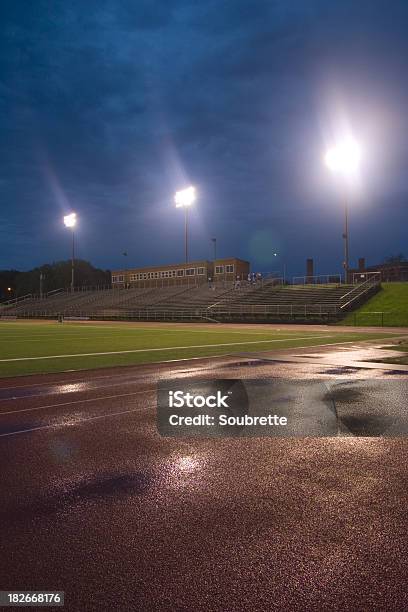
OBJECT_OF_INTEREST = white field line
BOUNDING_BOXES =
[0,351,256,393]
[0,336,396,391]
[0,327,316,337]
[0,335,332,362]
[1,337,99,342]
[0,406,148,438]
[0,389,152,416]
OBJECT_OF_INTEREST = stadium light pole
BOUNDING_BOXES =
[174,186,196,263]
[324,138,361,283]
[63,212,77,292]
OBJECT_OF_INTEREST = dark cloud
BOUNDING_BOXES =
[0,0,407,273]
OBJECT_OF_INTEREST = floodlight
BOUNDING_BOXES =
[63,213,77,291]
[324,137,362,283]
[174,186,196,263]
[174,186,196,208]
[324,138,361,175]
[63,212,77,228]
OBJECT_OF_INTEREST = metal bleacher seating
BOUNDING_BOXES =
[0,276,379,322]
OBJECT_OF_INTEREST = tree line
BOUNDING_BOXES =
[0,260,111,300]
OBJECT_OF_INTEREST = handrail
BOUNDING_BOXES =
[340,277,381,310]
[46,288,66,297]
[340,278,372,300]
[292,274,342,285]
[2,304,339,317]
[0,293,33,307]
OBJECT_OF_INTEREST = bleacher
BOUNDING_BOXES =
[213,282,353,308]
[0,276,380,322]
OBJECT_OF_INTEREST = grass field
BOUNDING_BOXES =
[0,320,400,378]
[342,282,408,327]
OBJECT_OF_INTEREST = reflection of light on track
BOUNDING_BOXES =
[166,454,208,489]
[176,456,200,472]
[56,383,89,394]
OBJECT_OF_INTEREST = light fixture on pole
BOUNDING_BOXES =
[211,237,217,261]
[174,186,196,263]
[324,137,361,283]
[63,212,77,292]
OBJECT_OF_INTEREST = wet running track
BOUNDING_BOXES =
[1,341,408,611]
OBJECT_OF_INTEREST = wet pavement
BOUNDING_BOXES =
[1,338,408,611]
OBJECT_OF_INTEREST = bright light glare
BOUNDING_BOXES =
[174,186,196,208]
[63,212,77,228]
[324,139,361,175]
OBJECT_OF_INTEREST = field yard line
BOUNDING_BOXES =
[0,352,249,391]
[0,389,153,416]
[0,406,147,438]
[0,335,332,362]
[0,337,98,342]
[0,327,316,337]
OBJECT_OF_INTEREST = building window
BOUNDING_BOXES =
[143,273,147,279]
[112,275,118,283]
[172,270,177,277]
[177,269,184,277]
[117,275,124,282]
[197,267,205,275]
[130,274,137,281]
[215,265,224,274]
[225,264,234,273]
[186,268,195,276]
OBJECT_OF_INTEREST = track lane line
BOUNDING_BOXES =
[0,405,150,438]
[0,379,155,402]
[0,389,154,416]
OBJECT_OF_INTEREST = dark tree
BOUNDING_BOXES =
[12,260,111,296]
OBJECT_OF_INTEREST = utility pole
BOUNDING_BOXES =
[343,198,349,283]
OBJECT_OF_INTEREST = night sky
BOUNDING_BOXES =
[1,0,408,277]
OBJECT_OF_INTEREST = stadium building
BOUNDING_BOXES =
[111,257,250,288]
[351,258,408,282]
